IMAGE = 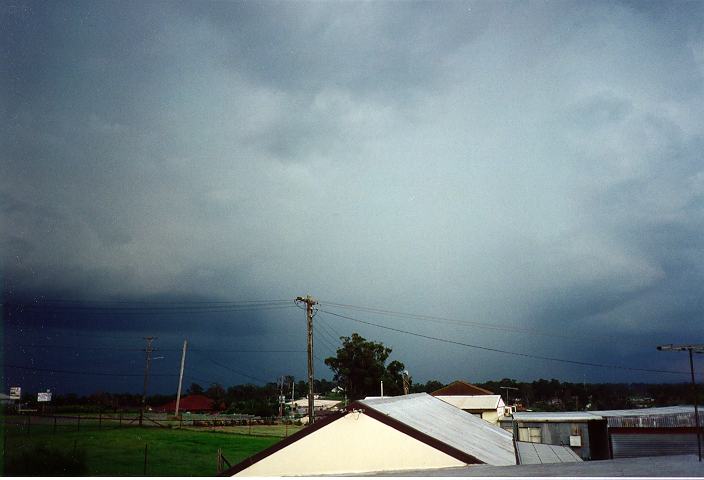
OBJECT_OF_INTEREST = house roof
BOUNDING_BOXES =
[431,380,494,396]
[512,411,601,422]
[358,393,515,466]
[512,406,703,427]
[435,394,504,411]
[221,393,517,476]
[157,394,217,412]
[590,405,698,417]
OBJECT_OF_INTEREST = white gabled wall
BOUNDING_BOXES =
[234,411,466,476]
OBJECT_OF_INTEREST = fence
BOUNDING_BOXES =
[3,412,300,437]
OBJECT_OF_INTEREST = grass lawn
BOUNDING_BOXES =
[4,425,281,476]
[185,423,304,437]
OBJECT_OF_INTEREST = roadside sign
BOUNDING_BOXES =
[10,386,21,400]
[37,391,52,402]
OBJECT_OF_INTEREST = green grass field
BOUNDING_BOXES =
[3,423,282,476]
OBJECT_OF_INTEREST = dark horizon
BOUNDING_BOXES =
[3,0,704,395]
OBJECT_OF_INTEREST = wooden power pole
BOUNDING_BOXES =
[140,336,157,427]
[175,339,188,417]
[296,295,317,424]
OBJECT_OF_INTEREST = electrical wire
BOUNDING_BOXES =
[3,298,292,306]
[5,304,296,316]
[12,344,306,354]
[318,309,690,376]
[189,350,270,384]
[319,300,625,344]
[3,363,178,377]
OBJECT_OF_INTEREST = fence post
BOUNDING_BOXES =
[248,418,252,436]
[143,443,148,476]
[217,448,223,474]
[179,415,183,429]
[285,421,288,437]
[119,411,122,428]
[54,416,57,434]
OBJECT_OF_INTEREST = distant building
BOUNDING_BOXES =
[431,380,511,424]
[156,394,222,414]
[435,394,508,425]
[286,397,341,417]
[431,380,494,396]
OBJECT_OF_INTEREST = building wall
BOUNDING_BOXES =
[480,410,501,425]
[514,421,592,460]
[234,411,467,476]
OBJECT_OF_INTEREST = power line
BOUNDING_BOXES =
[3,298,292,306]
[13,344,146,351]
[319,300,647,345]
[318,309,690,376]
[12,344,306,354]
[190,350,270,384]
[3,363,178,377]
[5,304,296,316]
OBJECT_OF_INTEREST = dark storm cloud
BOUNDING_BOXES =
[2,0,704,392]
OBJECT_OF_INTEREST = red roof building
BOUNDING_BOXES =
[156,394,221,413]
[431,380,494,396]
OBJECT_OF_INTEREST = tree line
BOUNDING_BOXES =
[14,333,698,415]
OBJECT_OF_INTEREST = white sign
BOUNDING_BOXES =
[37,391,52,402]
[10,387,21,400]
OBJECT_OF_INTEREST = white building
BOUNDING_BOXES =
[435,394,508,424]
[224,393,517,476]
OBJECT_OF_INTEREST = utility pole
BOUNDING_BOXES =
[279,376,285,418]
[140,336,156,427]
[500,386,519,406]
[296,295,317,424]
[175,339,188,417]
[402,370,411,395]
[657,344,703,462]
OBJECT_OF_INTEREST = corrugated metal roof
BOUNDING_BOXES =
[591,406,703,428]
[515,441,583,464]
[359,393,516,466]
[512,407,704,428]
[436,395,503,410]
[512,411,601,422]
[590,406,696,417]
[360,454,703,477]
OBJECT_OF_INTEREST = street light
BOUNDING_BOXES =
[656,344,704,462]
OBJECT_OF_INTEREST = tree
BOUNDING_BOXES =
[187,383,204,395]
[206,383,226,405]
[410,380,444,393]
[324,333,405,400]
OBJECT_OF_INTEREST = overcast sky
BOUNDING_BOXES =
[2,0,704,395]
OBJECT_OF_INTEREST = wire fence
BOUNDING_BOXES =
[3,412,302,437]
